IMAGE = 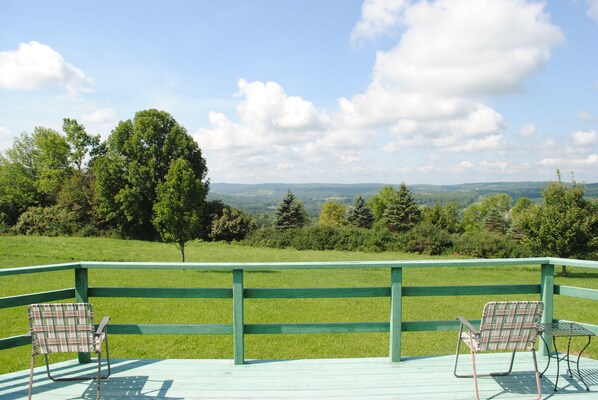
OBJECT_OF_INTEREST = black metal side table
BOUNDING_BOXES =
[537,322,594,391]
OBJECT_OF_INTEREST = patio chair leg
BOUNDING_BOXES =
[28,353,35,400]
[96,349,102,400]
[471,350,480,400]
[532,348,542,400]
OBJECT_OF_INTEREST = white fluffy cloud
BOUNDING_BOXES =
[518,123,537,138]
[81,107,118,124]
[351,0,407,45]
[571,129,597,147]
[195,0,566,182]
[0,41,92,95]
[341,0,562,154]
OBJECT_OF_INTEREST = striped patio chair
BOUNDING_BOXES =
[454,301,543,400]
[27,303,110,400]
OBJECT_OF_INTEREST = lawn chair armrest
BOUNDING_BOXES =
[96,316,110,336]
[456,316,479,335]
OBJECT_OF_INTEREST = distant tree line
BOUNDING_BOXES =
[246,173,598,268]
[2,110,597,266]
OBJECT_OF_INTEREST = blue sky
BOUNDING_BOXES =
[1,0,597,185]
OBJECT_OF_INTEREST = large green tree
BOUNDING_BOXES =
[0,128,72,227]
[520,172,598,274]
[274,190,309,230]
[95,109,208,239]
[152,158,207,262]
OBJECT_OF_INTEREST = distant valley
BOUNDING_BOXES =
[208,181,598,218]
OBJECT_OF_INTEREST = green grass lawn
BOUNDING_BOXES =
[1,235,596,374]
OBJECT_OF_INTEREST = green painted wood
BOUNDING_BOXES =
[402,320,481,332]
[78,257,560,271]
[74,268,90,363]
[390,267,402,362]
[244,287,390,299]
[106,324,233,334]
[89,287,232,298]
[0,263,78,276]
[232,269,244,365]
[74,268,88,303]
[0,334,31,350]
[540,263,555,356]
[0,288,75,309]
[245,322,389,334]
[554,285,598,301]
[402,284,540,297]
[548,257,598,269]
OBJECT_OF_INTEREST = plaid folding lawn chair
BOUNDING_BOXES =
[454,301,543,400]
[27,303,110,400]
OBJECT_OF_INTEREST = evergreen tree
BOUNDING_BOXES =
[346,195,374,228]
[274,190,308,230]
[484,208,507,234]
[383,183,421,233]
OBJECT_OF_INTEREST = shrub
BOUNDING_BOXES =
[405,222,453,255]
[455,232,527,258]
[13,205,77,236]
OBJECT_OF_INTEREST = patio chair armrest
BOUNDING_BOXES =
[95,316,110,336]
[456,316,479,335]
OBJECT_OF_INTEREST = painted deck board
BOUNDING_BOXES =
[1,353,597,399]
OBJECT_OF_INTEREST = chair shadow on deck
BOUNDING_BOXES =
[18,359,182,400]
[81,376,181,400]
[489,369,598,399]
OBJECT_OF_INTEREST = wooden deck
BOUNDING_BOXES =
[1,353,597,399]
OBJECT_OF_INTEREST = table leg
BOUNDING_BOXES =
[576,336,592,391]
[539,334,551,377]
[553,336,560,392]
[566,335,573,377]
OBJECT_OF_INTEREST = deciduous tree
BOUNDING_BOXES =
[95,109,208,239]
[319,200,347,227]
[152,158,207,262]
[520,171,598,274]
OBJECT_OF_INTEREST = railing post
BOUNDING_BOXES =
[75,267,91,363]
[390,267,402,362]
[540,263,554,356]
[233,269,244,365]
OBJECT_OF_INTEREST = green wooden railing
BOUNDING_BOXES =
[1,257,597,365]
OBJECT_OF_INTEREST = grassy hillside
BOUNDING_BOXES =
[1,236,596,374]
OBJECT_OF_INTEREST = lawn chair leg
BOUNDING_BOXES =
[471,350,480,400]
[28,353,35,400]
[532,348,542,400]
[453,324,465,377]
[96,349,102,400]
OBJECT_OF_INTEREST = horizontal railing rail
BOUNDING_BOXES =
[1,257,597,364]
